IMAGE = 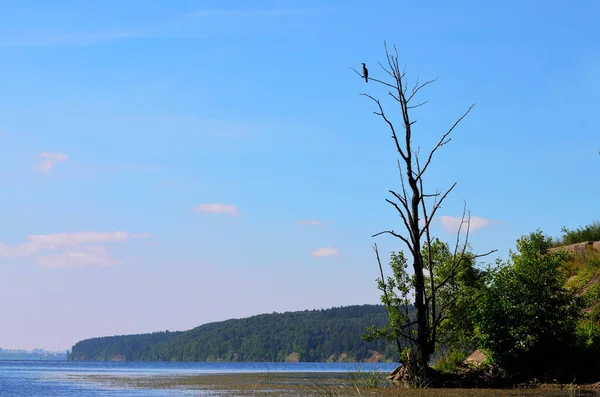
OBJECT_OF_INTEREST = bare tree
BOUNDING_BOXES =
[352,43,495,384]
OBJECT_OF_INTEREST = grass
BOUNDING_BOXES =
[347,364,391,388]
[309,382,362,397]
[309,365,391,396]
[432,349,469,374]
[552,221,600,247]
[562,247,600,296]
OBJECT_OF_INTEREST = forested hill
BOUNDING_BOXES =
[69,305,400,362]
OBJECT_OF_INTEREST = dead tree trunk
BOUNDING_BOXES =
[353,43,495,384]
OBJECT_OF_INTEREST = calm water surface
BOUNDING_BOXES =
[0,360,398,396]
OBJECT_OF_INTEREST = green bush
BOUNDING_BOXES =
[473,231,582,380]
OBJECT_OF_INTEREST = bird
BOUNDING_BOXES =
[362,63,368,83]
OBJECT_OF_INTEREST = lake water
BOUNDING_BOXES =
[0,360,399,396]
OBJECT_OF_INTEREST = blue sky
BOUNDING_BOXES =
[0,0,598,351]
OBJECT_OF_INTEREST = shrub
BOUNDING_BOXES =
[473,231,582,380]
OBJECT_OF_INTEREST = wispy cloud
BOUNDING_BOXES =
[27,231,129,246]
[298,219,327,226]
[131,233,152,239]
[34,152,67,173]
[311,247,339,258]
[192,203,239,217]
[438,216,492,233]
[35,251,121,268]
[0,231,149,268]
[0,6,319,48]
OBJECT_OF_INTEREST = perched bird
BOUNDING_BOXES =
[362,63,368,83]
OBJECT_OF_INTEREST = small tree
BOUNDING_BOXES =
[354,43,495,384]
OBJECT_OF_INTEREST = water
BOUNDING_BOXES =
[0,360,398,396]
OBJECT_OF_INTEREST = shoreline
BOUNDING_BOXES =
[67,371,600,396]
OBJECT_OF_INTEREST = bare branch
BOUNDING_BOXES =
[416,104,475,181]
[360,93,408,161]
[372,230,415,255]
[407,78,439,103]
[407,100,429,109]
[385,198,412,238]
[389,190,409,212]
[419,182,457,238]
[433,205,497,295]
[349,66,397,89]
[377,61,394,78]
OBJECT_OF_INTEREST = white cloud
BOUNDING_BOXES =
[192,203,239,216]
[27,231,129,246]
[0,242,43,257]
[311,247,339,258]
[438,216,491,233]
[35,251,121,268]
[34,152,67,173]
[81,245,111,256]
[0,231,149,268]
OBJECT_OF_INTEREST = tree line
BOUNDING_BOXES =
[69,305,405,362]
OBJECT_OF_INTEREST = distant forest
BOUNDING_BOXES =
[69,305,406,362]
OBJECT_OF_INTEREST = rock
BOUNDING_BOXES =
[387,365,413,388]
[388,365,402,379]
[284,352,299,362]
[550,241,593,255]
[464,349,487,366]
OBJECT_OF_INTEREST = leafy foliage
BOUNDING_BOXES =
[363,251,415,348]
[364,239,488,363]
[426,239,489,351]
[473,231,582,380]
[69,305,394,362]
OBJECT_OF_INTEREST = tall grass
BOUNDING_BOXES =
[309,382,362,397]
[552,221,600,247]
[308,365,390,396]
[348,364,390,388]
[432,349,469,374]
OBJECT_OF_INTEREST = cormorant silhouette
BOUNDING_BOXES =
[362,63,368,83]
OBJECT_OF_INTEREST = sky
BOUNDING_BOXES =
[0,0,598,351]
